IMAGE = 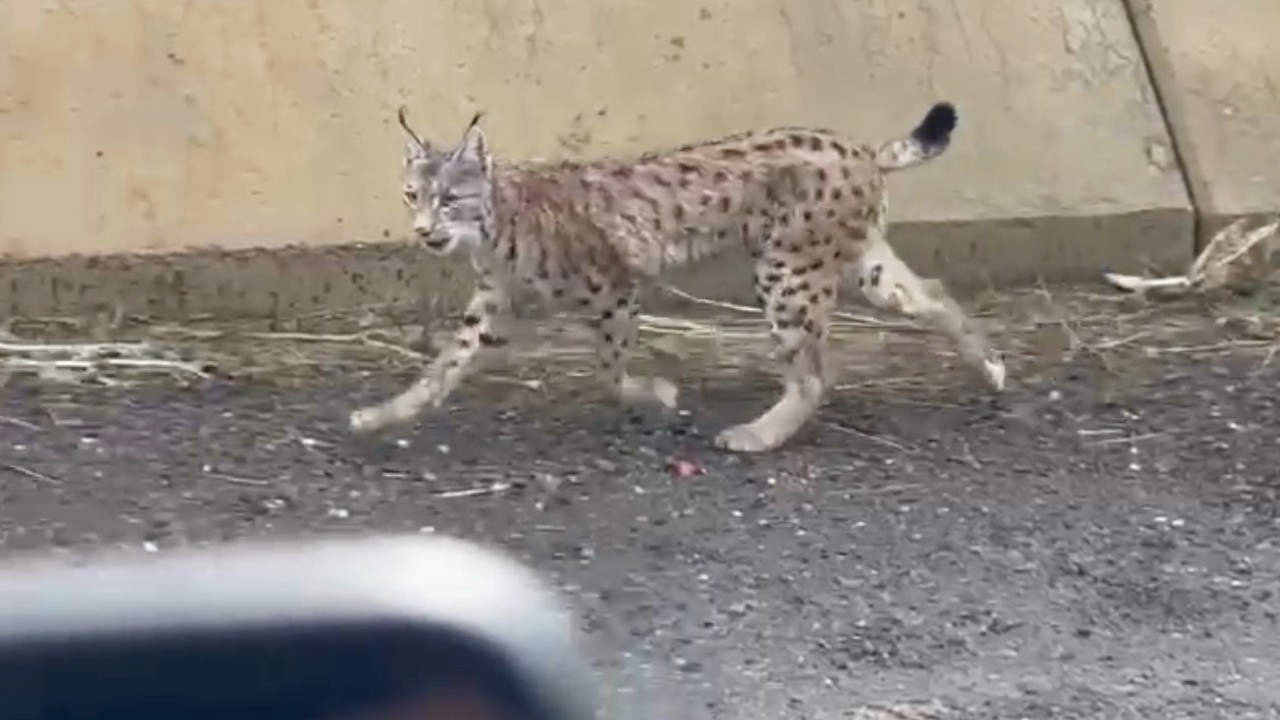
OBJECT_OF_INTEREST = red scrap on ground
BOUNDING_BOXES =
[665,458,706,478]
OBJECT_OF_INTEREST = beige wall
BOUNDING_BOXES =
[2,0,1188,266]
[0,0,826,258]
[1127,0,1280,244]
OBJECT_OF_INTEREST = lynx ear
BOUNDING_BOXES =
[398,105,433,163]
[404,139,430,164]
[451,111,491,176]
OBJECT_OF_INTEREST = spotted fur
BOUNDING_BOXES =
[350,102,1005,453]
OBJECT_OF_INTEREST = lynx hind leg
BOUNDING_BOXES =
[591,287,678,409]
[854,240,1006,391]
[715,256,838,453]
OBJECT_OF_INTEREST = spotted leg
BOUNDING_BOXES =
[591,285,678,409]
[349,273,512,433]
[715,255,838,453]
[853,239,1006,391]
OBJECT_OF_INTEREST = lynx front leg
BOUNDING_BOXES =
[853,240,1006,391]
[715,262,837,453]
[349,277,512,433]
[591,287,678,409]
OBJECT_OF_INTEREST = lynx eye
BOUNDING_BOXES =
[403,189,418,204]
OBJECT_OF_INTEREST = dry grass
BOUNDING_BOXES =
[4,281,1280,398]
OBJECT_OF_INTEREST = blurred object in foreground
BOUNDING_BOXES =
[0,535,598,720]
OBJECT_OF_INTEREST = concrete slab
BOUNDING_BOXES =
[1126,0,1280,245]
[0,242,475,324]
[1,0,1191,319]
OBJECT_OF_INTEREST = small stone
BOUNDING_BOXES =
[673,657,703,673]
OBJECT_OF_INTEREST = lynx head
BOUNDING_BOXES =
[398,106,494,255]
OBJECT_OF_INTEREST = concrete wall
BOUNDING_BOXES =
[1126,0,1280,245]
[0,0,1275,320]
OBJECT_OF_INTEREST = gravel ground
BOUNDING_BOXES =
[2,326,1279,719]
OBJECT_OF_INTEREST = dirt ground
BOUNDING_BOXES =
[2,287,1279,719]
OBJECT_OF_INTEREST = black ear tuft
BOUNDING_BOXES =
[398,104,432,157]
[911,102,958,148]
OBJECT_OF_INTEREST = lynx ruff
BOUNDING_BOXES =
[349,102,1006,453]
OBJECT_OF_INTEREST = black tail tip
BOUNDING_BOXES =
[912,102,958,147]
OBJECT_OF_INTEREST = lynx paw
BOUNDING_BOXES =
[348,406,386,434]
[651,377,680,409]
[349,401,416,434]
[714,422,784,454]
[620,376,679,409]
[983,353,1007,392]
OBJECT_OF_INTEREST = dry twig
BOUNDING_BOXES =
[825,422,914,453]
[1104,216,1279,297]
[1254,343,1280,375]
[657,283,925,332]
[0,341,154,358]
[432,481,512,499]
[1,462,59,484]
[2,357,209,377]
[1035,281,1115,374]
[148,327,428,362]
[0,416,42,432]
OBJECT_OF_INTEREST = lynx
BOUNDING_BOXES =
[349,102,1005,452]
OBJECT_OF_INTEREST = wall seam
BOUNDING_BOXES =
[1120,0,1204,253]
